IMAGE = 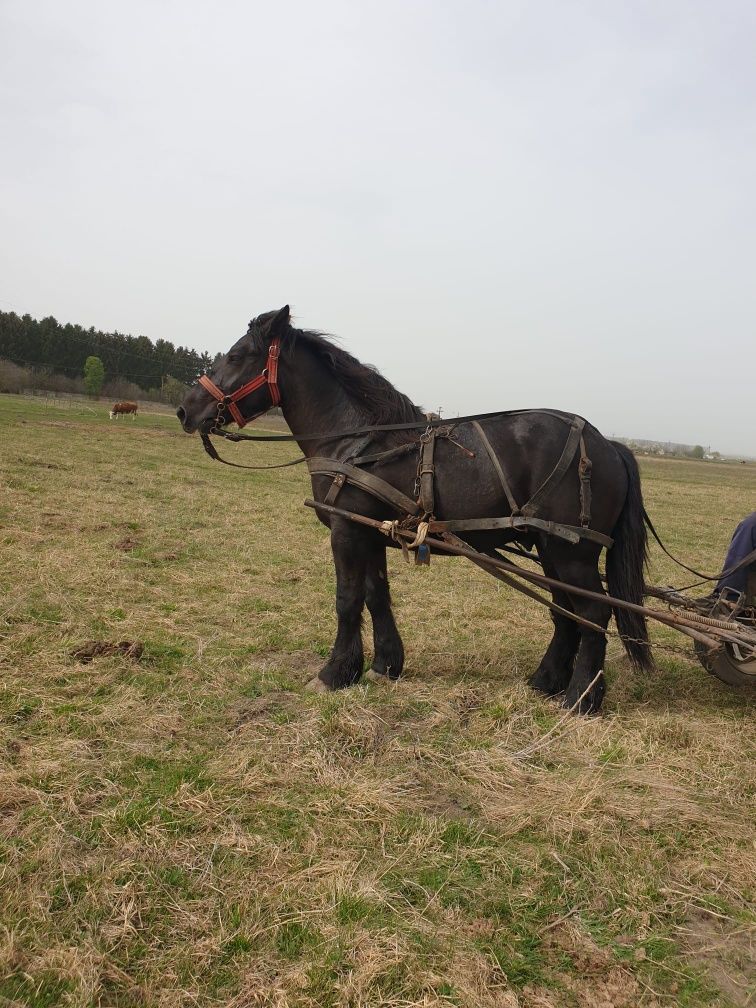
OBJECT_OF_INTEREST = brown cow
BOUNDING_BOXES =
[109,401,138,419]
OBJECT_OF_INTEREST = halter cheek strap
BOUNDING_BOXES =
[198,338,281,428]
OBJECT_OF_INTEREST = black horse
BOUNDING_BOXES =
[177,307,652,713]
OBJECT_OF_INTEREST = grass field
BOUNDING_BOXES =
[1,393,754,1008]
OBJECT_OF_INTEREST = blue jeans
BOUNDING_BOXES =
[716,512,756,595]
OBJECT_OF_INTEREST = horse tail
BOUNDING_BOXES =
[607,441,653,670]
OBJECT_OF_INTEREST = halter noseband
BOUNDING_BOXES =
[198,338,281,428]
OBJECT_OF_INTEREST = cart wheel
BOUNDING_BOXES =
[695,640,756,687]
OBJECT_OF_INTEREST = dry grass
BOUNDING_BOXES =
[0,393,754,1008]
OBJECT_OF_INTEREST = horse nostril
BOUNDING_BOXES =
[176,406,186,423]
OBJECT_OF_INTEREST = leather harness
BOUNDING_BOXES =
[197,345,613,550]
[308,417,612,549]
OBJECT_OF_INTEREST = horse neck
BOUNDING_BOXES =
[277,343,401,457]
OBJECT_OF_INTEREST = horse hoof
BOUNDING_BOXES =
[363,668,386,683]
[562,692,601,716]
[305,677,331,693]
[528,669,567,697]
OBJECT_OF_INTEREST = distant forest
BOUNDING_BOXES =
[0,311,213,393]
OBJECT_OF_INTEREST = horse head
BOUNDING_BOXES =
[177,306,290,433]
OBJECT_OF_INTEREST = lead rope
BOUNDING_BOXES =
[200,431,306,470]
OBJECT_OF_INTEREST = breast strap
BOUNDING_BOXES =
[307,457,419,515]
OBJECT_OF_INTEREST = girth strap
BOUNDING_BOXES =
[324,473,347,506]
[578,434,593,528]
[471,416,586,520]
[461,417,609,546]
[521,417,585,518]
[418,430,437,515]
[307,457,420,515]
[472,416,589,517]
[472,420,520,514]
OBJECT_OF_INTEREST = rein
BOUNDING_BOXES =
[203,408,555,444]
[199,408,564,472]
[199,431,308,470]
[196,340,518,469]
[643,508,756,585]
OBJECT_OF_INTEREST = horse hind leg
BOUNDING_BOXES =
[550,549,610,714]
[364,544,404,682]
[529,559,579,697]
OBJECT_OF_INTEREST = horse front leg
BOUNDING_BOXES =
[310,521,368,692]
[364,544,404,681]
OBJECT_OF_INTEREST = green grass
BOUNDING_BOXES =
[0,392,754,1007]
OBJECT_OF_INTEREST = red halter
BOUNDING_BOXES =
[198,338,281,428]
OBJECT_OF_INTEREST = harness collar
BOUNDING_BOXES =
[198,338,281,428]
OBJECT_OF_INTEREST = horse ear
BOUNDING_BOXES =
[266,305,290,340]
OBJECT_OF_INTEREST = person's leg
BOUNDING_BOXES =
[716,512,756,595]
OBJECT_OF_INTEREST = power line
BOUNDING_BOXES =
[4,331,203,380]
[27,325,208,372]
[1,354,192,387]
[0,334,202,382]
[0,305,212,379]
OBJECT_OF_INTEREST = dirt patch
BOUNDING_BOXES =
[680,910,755,1007]
[70,640,144,663]
[418,790,478,822]
[410,770,479,821]
[281,568,308,583]
[16,457,69,470]
[544,921,654,1008]
[230,691,295,731]
[249,649,325,684]
[114,537,139,552]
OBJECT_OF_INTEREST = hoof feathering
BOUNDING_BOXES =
[305,677,331,693]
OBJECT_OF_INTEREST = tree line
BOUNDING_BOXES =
[0,311,214,395]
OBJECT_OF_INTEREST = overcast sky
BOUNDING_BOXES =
[1,1,754,454]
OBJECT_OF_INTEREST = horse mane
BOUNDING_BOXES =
[249,313,423,425]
